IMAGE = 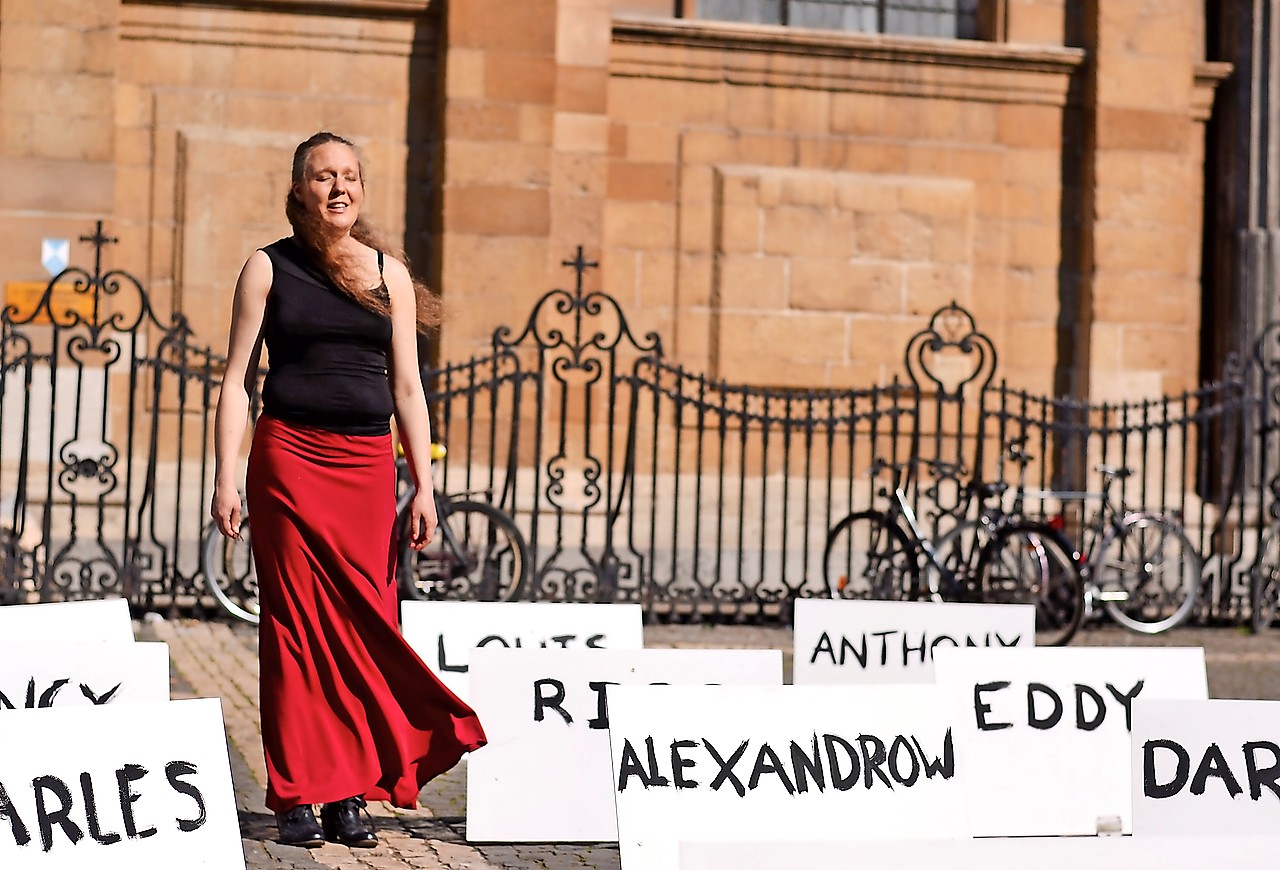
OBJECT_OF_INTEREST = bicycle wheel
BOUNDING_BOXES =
[976,522,1083,646]
[201,518,261,625]
[1096,513,1200,634]
[823,511,919,600]
[399,499,528,602]
[926,518,991,602]
[1251,528,1280,633]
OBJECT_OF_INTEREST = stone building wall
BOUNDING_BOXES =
[0,0,1227,400]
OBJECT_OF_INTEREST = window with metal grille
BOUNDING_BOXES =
[692,0,981,39]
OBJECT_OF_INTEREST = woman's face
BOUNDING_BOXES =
[293,142,364,233]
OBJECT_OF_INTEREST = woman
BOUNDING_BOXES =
[210,132,486,848]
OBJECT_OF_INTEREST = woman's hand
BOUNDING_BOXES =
[406,488,438,551]
[211,482,243,540]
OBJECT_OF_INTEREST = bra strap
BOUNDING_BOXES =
[376,249,384,277]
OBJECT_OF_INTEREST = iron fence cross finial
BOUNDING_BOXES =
[562,246,598,302]
[79,220,118,296]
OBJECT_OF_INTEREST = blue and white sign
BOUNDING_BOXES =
[40,238,70,277]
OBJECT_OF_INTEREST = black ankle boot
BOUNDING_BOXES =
[276,804,324,848]
[321,796,377,847]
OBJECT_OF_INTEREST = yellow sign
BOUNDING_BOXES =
[4,281,95,326]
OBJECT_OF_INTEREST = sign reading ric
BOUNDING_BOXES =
[608,684,964,870]
[465,648,782,843]
[1132,698,1280,836]
[399,602,643,702]
[0,643,169,709]
[933,646,1208,837]
[0,698,244,869]
[792,599,1034,684]
[0,599,134,644]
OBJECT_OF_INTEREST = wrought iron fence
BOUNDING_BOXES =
[1,226,1277,623]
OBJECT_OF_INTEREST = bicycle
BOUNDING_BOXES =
[1026,464,1201,635]
[1249,523,1280,632]
[823,457,1084,646]
[201,442,530,624]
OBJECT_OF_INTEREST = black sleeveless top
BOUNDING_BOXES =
[260,238,394,436]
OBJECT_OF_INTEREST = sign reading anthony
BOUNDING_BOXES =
[608,684,964,870]
[466,648,782,843]
[1131,698,1280,836]
[0,643,169,709]
[0,698,244,869]
[792,599,1034,684]
[400,602,643,702]
[0,599,134,644]
[934,646,1208,837]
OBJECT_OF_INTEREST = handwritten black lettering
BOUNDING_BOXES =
[0,781,31,847]
[975,681,1013,730]
[1144,739,1190,799]
[1190,743,1243,798]
[586,681,618,730]
[436,636,468,674]
[1244,742,1280,802]
[33,775,82,852]
[532,679,572,725]
[116,764,156,840]
[79,772,120,845]
[1027,683,1063,730]
[810,631,1025,670]
[165,761,207,833]
[617,732,954,796]
[1106,680,1145,731]
[1075,684,1106,731]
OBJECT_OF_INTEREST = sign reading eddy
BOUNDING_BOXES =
[466,648,782,842]
[399,602,643,701]
[608,684,964,870]
[792,599,1035,684]
[0,698,244,869]
[1131,698,1280,836]
[934,646,1208,837]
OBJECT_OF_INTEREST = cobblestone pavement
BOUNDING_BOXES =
[139,616,1280,870]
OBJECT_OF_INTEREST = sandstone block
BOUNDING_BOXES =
[556,4,611,67]
[1005,222,1061,269]
[716,253,787,311]
[905,264,972,315]
[764,206,855,258]
[603,200,677,249]
[790,259,903,315]
[997,104,1063,149]
[446,185,550,236]
[553,112,609,154]
[853,212,932,261]
[1097,107,1188,152]
[446,102,521,141]
[450,0,556,51]
[719,203,763,254]
[446,48,486,99]
[830,92,886,137]
[445,140,551,187]
[557,65,608,114]
[486,52,556,104]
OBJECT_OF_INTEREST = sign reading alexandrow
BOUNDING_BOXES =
[608,684,964,870]
[0,698,244,869]
[399,601,644,702]
[792,599,1035,684]
[466,648,783,842]
[1132,698,1280,836]
[933,646,1208,837]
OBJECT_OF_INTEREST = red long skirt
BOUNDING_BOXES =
[246,414,486,813]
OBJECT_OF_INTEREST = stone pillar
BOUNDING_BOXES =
[439,0,557,359]
[1077,0,1212,399]
[0,0,119,284]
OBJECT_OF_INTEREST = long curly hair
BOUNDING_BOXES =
[285,131,441,333]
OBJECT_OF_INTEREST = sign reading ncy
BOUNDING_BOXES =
[0,643,170,709]
[0,698,244,869]
[933,646,1208,837]
[792,599,1034,684]
[1131,698,1280,836]
[400,601,643,702]
[466,647,782,843]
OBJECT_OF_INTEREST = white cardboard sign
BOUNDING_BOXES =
[399,601,643,702]
[608,684,965,870]
[0,697,244,869]
[792,599,1035,684]
[0,599,134,643]
[466,648,783,843]
[1131,698,1280,836]
[933,646,1208,837]
[678,836,1280,870]
[0,642,170,709]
